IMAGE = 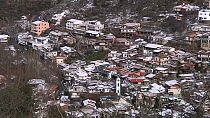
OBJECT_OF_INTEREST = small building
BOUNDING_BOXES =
[63,36,77,45]
[113,38,130,46]
[0,35,10,43]
[108,51,120,59]
[173,4,199,14]
[75,68,89,80]
[66,19,104,36]
[49,30,68,43]
[86,20,104,32]
[28,79,45,87]
[197,50,210,61]
[31,21,50,36]
[200,35,210,50]
[153,51,170,65]
[56,56,66,64]
[165,80,181,97]
[45,51,58,59]
[32,36,49,50]
[203,99,210,117]
[85,30,101,38]
[121,23,141,38]
[51,10,69,25]
[198,9,210,21]
[66,19,84,30]
[143,43,163,55]
[17,32,33,45]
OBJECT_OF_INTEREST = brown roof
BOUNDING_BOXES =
[50,83,59,92]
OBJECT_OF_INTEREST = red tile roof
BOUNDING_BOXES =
[129,79,145,83]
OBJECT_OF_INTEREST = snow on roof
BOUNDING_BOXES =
[76,69,88,77]
[145,43,163,49]
[0,35,9,39]
[111,51,117,53]
[32,21,42,25]
[50,31,68,36]
[105,33,115,39]
[159,109,172,117]
[18,32,33,39]
[145,73,156,78]
[68,111,84,117]
[194,91,206,97]
[180,79,194,84]
[184,105,195,114]
[153,49,162,53]
[36,36,49,41]
[67,19,84,24]
[28,79,45,85]
[124,23,140,27]
[90,60,110,66]
[52,11,68,20]
[60,103,67,107]
[174,4,199,11]
[60,96,69,102]
[179,73,194,77]
[126,45,138,51]
[8,45,16,51]
[165,80,178,86]
[149,83,165,94]
[135,38,144,42]
[164,37,173,40]
[155,67,168,71]
[86,30,100,35]
[83,99,96,108]
[196,82,203,86]
[60,46,75,53]
[84,64,95,72]
[52,14,63,20]
[199,9,210,12]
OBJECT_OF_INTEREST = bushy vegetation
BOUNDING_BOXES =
[48,105,67,118]
[0,44,60,117]
[161,16,187,33]
[0,84,33,118]
[0,0,60,27]
[85,50,109,61]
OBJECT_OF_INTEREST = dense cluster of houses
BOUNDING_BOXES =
[2,0,210,117]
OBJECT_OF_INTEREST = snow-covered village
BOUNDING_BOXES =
[1,0,210,118]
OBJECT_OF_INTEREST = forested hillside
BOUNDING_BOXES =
[0,0,60,27]
[0,0,205,25]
